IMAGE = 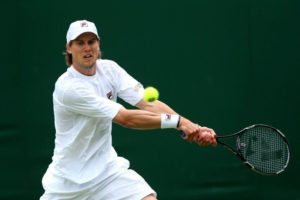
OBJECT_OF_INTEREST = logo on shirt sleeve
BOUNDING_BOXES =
[106,91,113,100]
[133,83,142,92]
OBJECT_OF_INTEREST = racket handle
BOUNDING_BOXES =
[179,131,186,138]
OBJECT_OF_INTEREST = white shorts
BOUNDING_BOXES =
[40,168,156,200]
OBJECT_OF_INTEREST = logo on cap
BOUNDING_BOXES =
[80,21,88,27]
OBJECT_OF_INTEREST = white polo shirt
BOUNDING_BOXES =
[46,59,144,184]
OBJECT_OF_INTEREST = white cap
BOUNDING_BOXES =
[66,20,99,44]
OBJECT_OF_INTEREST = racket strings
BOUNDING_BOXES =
[239,126,289,174]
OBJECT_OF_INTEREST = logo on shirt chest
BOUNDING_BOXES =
[106,91,113,100]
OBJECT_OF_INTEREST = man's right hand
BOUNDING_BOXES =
[178,117,217,147]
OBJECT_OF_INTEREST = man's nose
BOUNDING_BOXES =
[83,43,92,50]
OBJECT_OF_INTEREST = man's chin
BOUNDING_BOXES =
[82,61,97,69]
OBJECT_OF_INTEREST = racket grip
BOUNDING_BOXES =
[179,131,186,138]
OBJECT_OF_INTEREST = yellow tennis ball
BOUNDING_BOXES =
[143,86,159,102]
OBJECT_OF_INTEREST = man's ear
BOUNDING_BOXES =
[66,44,72,54]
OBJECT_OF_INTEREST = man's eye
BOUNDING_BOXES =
[88,39,97,45]
[74,40,84,46]
[77,41,84,45]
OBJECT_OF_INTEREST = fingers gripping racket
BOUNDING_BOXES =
[216,124,290,175]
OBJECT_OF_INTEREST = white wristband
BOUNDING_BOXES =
[161,114,180,129]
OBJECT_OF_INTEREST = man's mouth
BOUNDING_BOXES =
[83,54,93,59]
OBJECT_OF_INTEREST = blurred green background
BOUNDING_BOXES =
[1,0,299,199]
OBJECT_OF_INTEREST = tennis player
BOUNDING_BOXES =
[40,20,217,200]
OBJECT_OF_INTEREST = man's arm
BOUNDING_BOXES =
[135,99,199,134]
[113,104,217,146]
[114,99,217,146]
[135,99,177,115]
[113,107,201,136]
[113,107,161,129]
[135,99,217,146]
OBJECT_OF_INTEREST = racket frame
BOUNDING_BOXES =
[216,124,290,175]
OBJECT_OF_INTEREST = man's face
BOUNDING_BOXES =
[67,32,100,70]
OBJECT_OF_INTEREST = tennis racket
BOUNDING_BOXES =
[183,124,290,175]
[216,124,290,175]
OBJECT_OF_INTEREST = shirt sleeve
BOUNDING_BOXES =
[112,62,144,106]
[59,80,123,119]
